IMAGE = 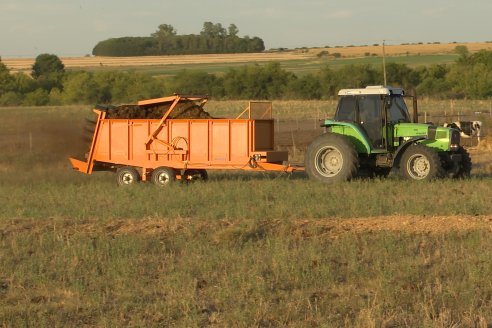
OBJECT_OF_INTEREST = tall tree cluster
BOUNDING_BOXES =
[92,22,265,56]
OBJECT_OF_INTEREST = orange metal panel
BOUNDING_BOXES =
[189,120,209,163]
[169,120,190,162]
[210,121,230,162]
[131,121,149,163]
[96,120,110,162]
[230,121,249,161]
[149,121,170,160]
[110,120,130,161]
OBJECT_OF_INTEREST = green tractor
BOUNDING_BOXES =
[305,86,471,182]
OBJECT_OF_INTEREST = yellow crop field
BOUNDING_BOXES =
[3,42,492,74]
[307,41,492,57]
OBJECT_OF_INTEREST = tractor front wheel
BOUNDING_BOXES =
[400,144,444,180]
[305,133,359,183]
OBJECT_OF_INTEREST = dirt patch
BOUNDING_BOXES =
[289,215,492,238]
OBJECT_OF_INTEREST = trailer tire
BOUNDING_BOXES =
[400,144,444,180]
[116,167,140,186]
[305,133,359,183]
[184,169,208,182]
[151,167,176,187]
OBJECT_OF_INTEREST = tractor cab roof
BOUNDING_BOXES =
[338,86,404,96]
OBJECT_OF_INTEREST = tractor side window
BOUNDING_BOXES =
[336,96,356,121]
[387,96,410,123]
[358,95,381,123]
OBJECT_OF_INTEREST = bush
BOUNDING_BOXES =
[0,91,23,106]
[23,89,50,106]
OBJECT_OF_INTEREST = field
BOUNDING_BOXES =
[4,42,492,77]
[1,101,492,326]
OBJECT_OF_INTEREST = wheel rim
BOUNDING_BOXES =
[314,146,343,177]
[121,172,135,185]
[406,154,430,179]
[156,171,171,185]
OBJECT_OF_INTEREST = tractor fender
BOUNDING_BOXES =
[393,137,426,166]
[322,120,372,154]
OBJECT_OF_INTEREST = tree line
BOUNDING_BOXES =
[1,48,492,106]
[92,22,265,56]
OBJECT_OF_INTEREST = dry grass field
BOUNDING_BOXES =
[307,41,492,57]
[1,102,492,326]
[3,42,492,74]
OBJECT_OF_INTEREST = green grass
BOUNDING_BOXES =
[1,103,492,326]
[2,173,492,220]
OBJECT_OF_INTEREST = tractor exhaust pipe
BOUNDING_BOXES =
[411,89,418,123]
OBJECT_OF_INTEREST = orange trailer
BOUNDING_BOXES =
[69,95,302,186]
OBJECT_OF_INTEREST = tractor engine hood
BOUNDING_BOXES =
[394,123,461,151]
[394,123,440,140]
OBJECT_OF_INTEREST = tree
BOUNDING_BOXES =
[31,54,65,91]
[32,54,64,79]
[0,62,15,94]
[454,45,469,57]
[93,22,264,56]
[228,24,239,37]
[169,70,224,96]
[151,24,177,54]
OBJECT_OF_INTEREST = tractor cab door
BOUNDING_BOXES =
[335,95,385,149]
[358,95,384,149]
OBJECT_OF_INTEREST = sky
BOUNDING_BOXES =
[1,0,491,58]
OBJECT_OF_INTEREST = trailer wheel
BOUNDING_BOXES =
[453,147,472,179]
[183,169,208,182]
[151,167,176,187]
[305,133,359,183]
[400,144,444,180]
[116,167,140,186]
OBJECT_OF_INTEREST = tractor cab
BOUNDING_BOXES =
[334,86,411,150]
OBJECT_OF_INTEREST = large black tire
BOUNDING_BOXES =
[116,166,140,186]
[305,133,359,183]
[453,147,472,179]
[151,167,176,187]
[400,144,445,180]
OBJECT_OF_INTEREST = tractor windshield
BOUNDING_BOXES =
[386,95,410,123]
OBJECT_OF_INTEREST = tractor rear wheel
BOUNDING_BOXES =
[305,133,359,183]
[400,144,444,180]
[151,167,176,187]
[116,166,141,186]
